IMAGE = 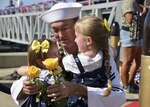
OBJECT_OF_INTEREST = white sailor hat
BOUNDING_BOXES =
[39,2,82,23]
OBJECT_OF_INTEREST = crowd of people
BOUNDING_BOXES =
[0,0,149,107]
[0,0,122,15]
[3,0,23,14]
[1,0,51,15]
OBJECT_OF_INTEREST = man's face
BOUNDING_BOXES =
[51,19,76,50]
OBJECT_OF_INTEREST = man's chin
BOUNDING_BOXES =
[61,43,67,48]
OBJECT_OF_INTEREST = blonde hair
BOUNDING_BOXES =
[75,15,112,96]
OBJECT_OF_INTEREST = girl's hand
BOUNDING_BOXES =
[22,79,40,95]
[17,66,28,76]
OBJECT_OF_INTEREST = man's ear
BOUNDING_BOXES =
[87,36,93,45]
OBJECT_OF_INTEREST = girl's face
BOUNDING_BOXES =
[75,31,88,53]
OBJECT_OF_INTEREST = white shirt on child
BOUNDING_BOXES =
[63,51,103,74]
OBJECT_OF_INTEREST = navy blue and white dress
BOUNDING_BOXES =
[62,49,126,107]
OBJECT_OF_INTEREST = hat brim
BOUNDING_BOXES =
[39,2,82,24]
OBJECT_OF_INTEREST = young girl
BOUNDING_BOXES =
[11,39,63,107]
[17,39,61,76]
[62,16,126,107]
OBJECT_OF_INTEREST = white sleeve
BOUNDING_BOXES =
[87,47,125,107]
[87,87,106,107]
[11,76,28,106]
[87,87,126,107]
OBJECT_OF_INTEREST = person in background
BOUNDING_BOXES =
[62,15,126,107]
[6,0,15,14]
[120,0,146,93]
[15,0,23,13]
[15,0,23,8]
[11,2,126,107]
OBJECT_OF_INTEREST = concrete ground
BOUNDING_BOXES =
[0,68,18,107]
[121,93,139,107]
[0,67,139,107]
[0,92,17,107]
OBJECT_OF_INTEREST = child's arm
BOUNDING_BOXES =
[17,66,28,76]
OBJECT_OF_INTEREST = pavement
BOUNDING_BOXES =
[0,67,139,107]
[0,68,18,107]
[0,92,17,107]
[121,93,139,107]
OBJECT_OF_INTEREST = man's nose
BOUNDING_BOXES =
[58,31,65,38]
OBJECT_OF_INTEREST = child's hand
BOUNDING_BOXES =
[22,79,40,95]
[17,66,28,76]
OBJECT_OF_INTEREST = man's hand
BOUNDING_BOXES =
[46,81,87,102]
